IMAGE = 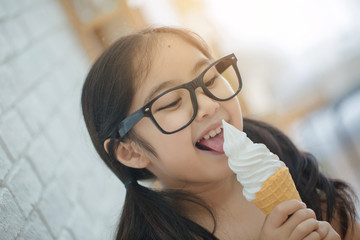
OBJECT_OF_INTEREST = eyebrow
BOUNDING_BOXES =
[144,81,174,104]
[192,58,211,75]
[144,58,212,104]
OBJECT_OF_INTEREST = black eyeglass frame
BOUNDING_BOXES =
[117,53,242,139]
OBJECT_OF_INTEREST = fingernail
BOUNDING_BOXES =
[300,201,306,207]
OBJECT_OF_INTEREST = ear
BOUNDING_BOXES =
[104,139,150,169]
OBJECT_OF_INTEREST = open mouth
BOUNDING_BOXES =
[195,143,213,151]
[195,125,224,153]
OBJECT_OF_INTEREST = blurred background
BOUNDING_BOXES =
[0,0,359,239]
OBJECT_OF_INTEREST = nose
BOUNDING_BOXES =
[195,89,220,120]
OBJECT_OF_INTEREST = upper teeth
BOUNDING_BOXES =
[199,126,223,141]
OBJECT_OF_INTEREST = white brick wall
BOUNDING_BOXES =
[0,0,126,239]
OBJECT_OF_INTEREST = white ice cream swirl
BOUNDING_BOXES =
[222,120,285,201]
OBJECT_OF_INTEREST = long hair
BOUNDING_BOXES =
[81,27,218,239]
[81,27,357,239]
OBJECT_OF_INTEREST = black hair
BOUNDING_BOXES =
[81,27,358,239]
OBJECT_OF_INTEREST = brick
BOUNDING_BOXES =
[10,33,62,92]
[67,206,96,240]
[17,0,42,10]
[67,143,92,175]
[19,0,64,41]
[29,39,57,77]
[82,182,124,237]
[78,158,124,218]
[17,210,54,240]
[3,16,30,53]
[0,0,22,17]
[45,115,71,155]
[74,150,125,238]
[11,45,44,93]
[52,50,88,92]
[59,99,81,137]
[58,229,76,240]
[41,0,67,29]
[0,64,19,110]
[36,72,62,115]
[41,32,65,64]
[17,86,48,135]
[38,181,72,236]
[26,40,53,79]
[26,134,58,183]
[0,188,25,239]
[52,65,80,98]
[0,1,7,20]
[20,7,48,40]
[42,28,85,68]
[0,144,12,181]
[38,68,64,102]
[55,156,81,203]
[0,26,13,63]
[0,109,32,160]
[6,159,42,216]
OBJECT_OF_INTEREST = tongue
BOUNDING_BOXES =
[198,131,224,153]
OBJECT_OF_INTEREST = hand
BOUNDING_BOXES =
[317,221,341,240]
[259,199,320,240]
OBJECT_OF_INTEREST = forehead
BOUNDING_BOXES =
[148,35,208,77]
[131,35,209,109]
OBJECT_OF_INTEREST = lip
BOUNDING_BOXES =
[195,121,224,144]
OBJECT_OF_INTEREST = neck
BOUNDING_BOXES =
[188,175,265,239]
[160,175,265,239]
[178,175,249,224]
[161,174,242,205]
[194,174,242,208]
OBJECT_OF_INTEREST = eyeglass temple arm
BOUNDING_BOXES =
[118,108,145,139]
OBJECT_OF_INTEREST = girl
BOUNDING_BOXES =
[81,27,359,239]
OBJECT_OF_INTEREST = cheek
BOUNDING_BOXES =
[134,118,194,158]
[152,129,196,163]
[133,117,157,138]
[153,131,194,159]
[145,130,200,181]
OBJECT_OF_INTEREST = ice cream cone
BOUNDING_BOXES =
[252,167,301,215]
[222,120,302,215]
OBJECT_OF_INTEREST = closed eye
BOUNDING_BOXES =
[157,98,181,111]
[205,75,218,87]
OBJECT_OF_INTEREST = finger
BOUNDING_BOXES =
[289,218,319,239]
[267,200,306,228]
[284,208,317,232]
[317,221,341,240]
[302,231,321,240]
[324,230,341,240]
[317,221,330,239]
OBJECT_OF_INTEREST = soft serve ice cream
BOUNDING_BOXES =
[222,120,284,201]
[222,120,301,214]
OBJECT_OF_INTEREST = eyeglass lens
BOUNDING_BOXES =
[151,58,240,132]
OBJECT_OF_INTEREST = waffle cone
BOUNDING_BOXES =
[252,167,301,215]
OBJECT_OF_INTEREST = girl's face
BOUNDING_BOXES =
[129,35,243,191]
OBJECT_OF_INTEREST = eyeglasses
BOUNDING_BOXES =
[117,53,242,139]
